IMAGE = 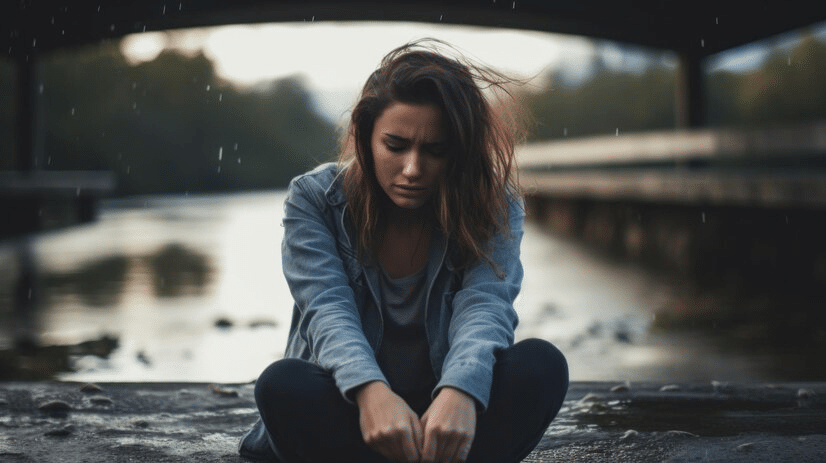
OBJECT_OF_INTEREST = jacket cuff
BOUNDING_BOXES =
[434,360,493,411]
[334,359,388,405]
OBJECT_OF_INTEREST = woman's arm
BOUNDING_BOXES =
[281,172,386,401]
[435,196,525,411]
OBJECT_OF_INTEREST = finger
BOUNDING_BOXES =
[457,439,472,463]
[400,427,420,463]
[441,435,462,463]
[421,430,437,463]
[411,414,424,457]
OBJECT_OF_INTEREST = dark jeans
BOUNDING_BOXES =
[252,338,568,463]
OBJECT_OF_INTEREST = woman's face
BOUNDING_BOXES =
[371,101,448,210]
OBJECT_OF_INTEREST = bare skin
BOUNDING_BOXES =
[356,101,477,462]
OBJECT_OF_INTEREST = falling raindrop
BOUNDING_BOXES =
[206,84,211,91]
[615,128,619,136]
[133,102,137,109]
[700,39,705,47]
[32,38,36,47]
[47,156,51,165]
[76,188,81,197]
[233,143,238,150]
[132,82,137,89]
[237,157,241,164]
[440,14,444,21]
[126,166,131,174]
[38,84,44,94]
[162,4,167,15]
[218,93,223,102]
[179,2,182,10]
[217,166,222,174]
[785,215,789,224]
[51,16,54,24]
[97,5,101,12]
[218,147,223,160]
[563,128,567,136]
[311,16,315,22]
[110,24,115,32]
[70,107,76,116]
[701,212,706,223]
[61,30,65,35]
[512,1,516,8]
[715,17,718,25]
[788,56,791,66]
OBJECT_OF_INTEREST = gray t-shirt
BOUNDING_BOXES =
[376,263,437,414]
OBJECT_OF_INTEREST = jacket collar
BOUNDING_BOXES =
[324,163,349,207]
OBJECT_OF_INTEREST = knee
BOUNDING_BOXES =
[508,338,569,399]
[254,358,316,410]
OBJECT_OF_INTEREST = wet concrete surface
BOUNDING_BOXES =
[0,381,824,462]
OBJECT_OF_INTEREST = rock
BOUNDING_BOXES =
[45,425,75,437]
[39,400,72,414]
[610,383,630,393]
[214,317,233,329]
[89,396,114,406]
[736,442,754,452]
[80,383,104,394]
[209,384,239,397]
[797,388,815,399]
[133,420,149,428]
[620,429,639,440]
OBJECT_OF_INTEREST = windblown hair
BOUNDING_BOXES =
[339,38,526,271]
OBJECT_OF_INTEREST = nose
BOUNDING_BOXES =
[402,151,423,179]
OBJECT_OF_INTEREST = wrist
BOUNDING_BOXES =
[355,380,389,407]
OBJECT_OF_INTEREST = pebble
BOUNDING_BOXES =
[45,425,75,437]
[39,400,72,413]
[610,383,630,393]
[80,383,104,394]
[578,393,600,403]
[666,430,699,438]
[620,429,639,440]
[89,396,114,406]
[736,442,754,452]
[133,420,149,428]
[797,388,815,399]
[209,384,239,397]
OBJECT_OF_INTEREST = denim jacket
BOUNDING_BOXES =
[281,162,524,410]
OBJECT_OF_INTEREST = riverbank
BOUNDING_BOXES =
[1,381,824,462]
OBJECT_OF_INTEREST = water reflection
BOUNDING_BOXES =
[0,240,214,380]
[0,191,823,383]
[146,243,212,298]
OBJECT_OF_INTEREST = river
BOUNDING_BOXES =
[0,190,800,383]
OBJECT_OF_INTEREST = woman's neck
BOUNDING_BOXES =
[385,202,433,231]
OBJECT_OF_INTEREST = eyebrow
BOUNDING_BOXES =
[383,133,446,148]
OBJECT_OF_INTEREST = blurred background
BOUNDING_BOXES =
[2,7,825,384]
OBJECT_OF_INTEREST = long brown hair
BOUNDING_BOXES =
[339,39,525,271]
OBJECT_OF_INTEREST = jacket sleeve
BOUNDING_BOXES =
[435,197,524,410]
[281,173,387,402]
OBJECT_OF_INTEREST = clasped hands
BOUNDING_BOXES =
[355,381,476,463]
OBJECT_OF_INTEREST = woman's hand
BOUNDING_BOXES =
[420,387,477,463]
[355,381,424,462]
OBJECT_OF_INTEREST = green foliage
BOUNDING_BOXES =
[35,41,338,195]
[522,31,826,139]
[522,49,677,141]
[706,34,826,126]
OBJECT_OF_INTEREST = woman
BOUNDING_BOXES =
[240,39,568,463]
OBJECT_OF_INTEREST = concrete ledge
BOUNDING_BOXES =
[1,381,824,462]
